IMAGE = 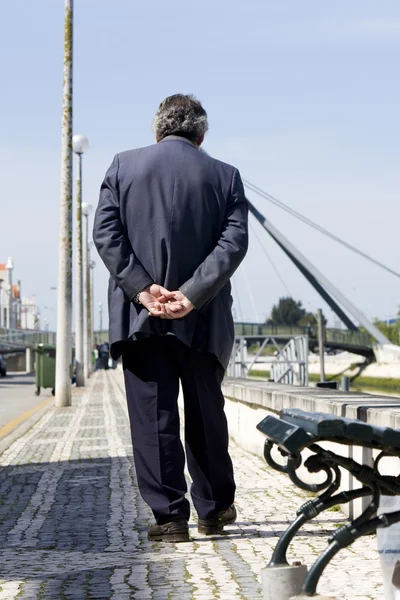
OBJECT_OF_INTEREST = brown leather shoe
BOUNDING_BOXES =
[198,505,237,535]
[148,519,190,543]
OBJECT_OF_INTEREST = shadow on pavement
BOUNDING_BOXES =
[0,456,268,598]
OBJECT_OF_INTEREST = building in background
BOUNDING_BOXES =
[0,258,40,331]
[21,296,40,330]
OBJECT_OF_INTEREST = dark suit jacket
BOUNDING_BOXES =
[93,135,248,369]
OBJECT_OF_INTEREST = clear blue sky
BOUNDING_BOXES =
[1,0,400,330]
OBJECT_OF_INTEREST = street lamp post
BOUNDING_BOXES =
[17,280,22,329]
[90,259,96,357]
[55,0,74,407]
[0,279,3,329]
[87,247,93,375]
[72,134,89,387]
[6,257,13,329]
[82,202,93,380]
[99,302,103,336]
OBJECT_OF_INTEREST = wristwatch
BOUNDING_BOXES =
[133,291,142,304]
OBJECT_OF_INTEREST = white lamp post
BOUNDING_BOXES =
[6,257,13,329]
[99,302,103,337]
[0,279,3,329]
[72,134,89,386]
[55,0,74,407]
[90,259,96,361]
[82,202,93,379]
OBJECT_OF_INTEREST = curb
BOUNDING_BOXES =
[0,397,55,457]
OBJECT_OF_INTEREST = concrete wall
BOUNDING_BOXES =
[221,378,400,518]
[2,352,26,372]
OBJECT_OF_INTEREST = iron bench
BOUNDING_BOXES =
[256,408,400,598]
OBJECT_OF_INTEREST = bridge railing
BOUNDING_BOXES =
[0,329,56,351]
[234,323,373,348]
[234,323,305,337]
[0,325,373,354]
[323,328,372,348]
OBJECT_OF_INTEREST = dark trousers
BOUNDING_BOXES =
[122,336,235,524]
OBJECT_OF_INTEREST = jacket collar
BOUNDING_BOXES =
[159,135,198,148]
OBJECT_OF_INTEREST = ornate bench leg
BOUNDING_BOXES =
[258,413,400,598]
[302,509,400,597]
[262,483,370,600]
[303,486,382,596]
[270,485,371,567]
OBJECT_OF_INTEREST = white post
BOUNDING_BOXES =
[87,247,93,375]
[240,338,246,377]
[25,347,33,374]
[261,564,308,600]
[99,302,103,334]
[82,203,93,378]
[304,335,309,386]
[6,257,13,329]
[90,260,95,357]
[17,280,22,329]
[83,212,89,380]
[55,0,73,408]
[291,596,337,599]
[74,152,84,386]
[317,309,325,382]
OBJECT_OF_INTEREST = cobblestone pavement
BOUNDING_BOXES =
[0,370,383,600]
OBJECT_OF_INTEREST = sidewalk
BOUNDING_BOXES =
[0,370,383,599]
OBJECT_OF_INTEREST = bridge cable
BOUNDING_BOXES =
[247,200,359,331]
[249,219,292,297]
[241,261,261,322]
[243,179,400,280]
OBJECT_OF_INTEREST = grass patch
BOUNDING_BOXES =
[248,346,277,357]
[250,370,271,379]
[249,370,400,393]
[351,376,400,392]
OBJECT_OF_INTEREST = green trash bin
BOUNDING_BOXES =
[35,344,56,397]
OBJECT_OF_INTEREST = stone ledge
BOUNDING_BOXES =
[222,378,400,519]
[222,378,400,426]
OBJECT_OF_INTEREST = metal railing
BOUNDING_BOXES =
[234,323,305,337]
[227,334,309,386]
[270,336,309,386]
[234,323,372,348]
[0,329,56,352]
[0,328,109,353]
[0,324,374,355]
[324,327,371,347]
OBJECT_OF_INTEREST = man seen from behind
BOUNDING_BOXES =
[93,94,249,542]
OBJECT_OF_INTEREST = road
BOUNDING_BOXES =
[0,373,53,433]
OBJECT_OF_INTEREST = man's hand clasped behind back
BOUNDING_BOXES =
[138,284,195,320]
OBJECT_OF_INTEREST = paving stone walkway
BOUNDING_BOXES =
[0,370,384,599]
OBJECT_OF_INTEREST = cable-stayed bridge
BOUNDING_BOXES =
[200,147,398,357]
[234,323,374,358]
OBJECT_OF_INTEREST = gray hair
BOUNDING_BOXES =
[152,94,209,143]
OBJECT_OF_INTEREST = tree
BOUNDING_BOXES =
[299,311,327,328]
[266,297,306,326]
[266,297,327,328]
